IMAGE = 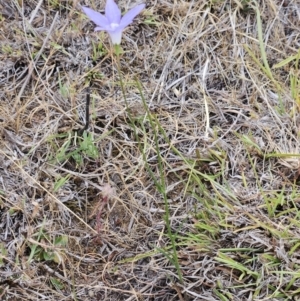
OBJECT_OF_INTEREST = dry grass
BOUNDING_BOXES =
[1,0,300,300]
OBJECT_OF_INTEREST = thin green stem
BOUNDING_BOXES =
[135,78,183,283]
[113,45,182,283]
[114,45,140,143]
[114,46,161,189]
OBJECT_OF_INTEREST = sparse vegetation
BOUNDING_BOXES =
[1,0,300,300]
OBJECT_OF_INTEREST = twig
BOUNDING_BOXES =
[13,12,59,111]
[0,148,97,234]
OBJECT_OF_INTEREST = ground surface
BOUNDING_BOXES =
[1,0,300,300]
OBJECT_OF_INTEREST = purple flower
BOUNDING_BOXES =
[82,0,145,45]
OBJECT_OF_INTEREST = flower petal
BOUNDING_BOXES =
[81,6,109,28]
[105,0,121,24]
[119,3,145,29]
[107,29,123,45]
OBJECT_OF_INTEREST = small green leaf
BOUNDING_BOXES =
[72,152,83,166]
[144,17,160,26]
[53,175,70,192]
[273,55,298,69]
[52,251,63,264]
[54,235,68,247]
[0,243,8,267]
[50,277,64,290]
[43,251,55,261]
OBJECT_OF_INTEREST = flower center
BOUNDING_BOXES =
[110,23,119,30]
